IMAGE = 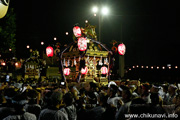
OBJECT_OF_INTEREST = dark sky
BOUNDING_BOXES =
[9,0,178,66]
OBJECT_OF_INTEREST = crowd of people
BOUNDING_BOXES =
[0,79,180,120]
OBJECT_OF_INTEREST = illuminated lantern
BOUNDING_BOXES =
[81,66,88,74]
[0,0,10,19]
[78,37,87,51]
[101,66,108,74]
[118,43,126,55]
[46,46,54,57]
[73,26,81,37]
[64,68,70,76]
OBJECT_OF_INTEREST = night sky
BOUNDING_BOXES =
[8,0,178,66]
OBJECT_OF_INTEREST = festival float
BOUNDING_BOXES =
[60,23,125,84]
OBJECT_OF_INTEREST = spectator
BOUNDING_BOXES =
[3,93,36,120]
[38,91,68,120]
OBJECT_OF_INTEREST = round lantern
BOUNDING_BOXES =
[73,26,81,37]
[118,43,126,55]
[64,68,71,76]
[81,66,88,74]
[0,0,10,19]
[78,37,87,51]
[101,66,108,74]
[46,46,54,57]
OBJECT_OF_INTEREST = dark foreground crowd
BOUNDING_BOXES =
[0,80,180,120]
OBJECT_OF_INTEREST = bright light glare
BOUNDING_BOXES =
[101,7,109,15]
[92,6,98,13]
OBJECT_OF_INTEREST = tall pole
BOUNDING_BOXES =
[99,14,101,42]
[119,19,125,79]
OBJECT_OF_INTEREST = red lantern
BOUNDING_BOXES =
[78,37,87,51]
[46,46,54,57]
[81,66,88,74]
[118,43,126,55]
[73,26,81,37]
[101,66,108,74]
[64,68,71,76]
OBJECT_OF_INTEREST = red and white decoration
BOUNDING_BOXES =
[64,68,71,76]
[73,26,81,37]
[78,37,87,51]
[81,66,88,74]
[118,43,126,55]
[101,66,108,74]
[46,46,54,57]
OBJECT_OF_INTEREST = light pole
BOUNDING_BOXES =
[92,6,109,42]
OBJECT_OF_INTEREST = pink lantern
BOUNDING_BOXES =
[46,46,54,57]
[101,66,108,74]
[64,68,71,76]
[73,26,81,37]
[81,66,88,74]
[78,37,87,51]
[118,43,126,55]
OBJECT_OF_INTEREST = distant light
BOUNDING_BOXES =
[54,37,57,41]
[175,66,178,69]
[27,45,30,49]
[141,66,144,68]
[157,66,159,69]
[41,42,44,45]
[101,7,109,15]
[168,66,171,69]
[151,66,153,69]
[9,48,12,51]
[136,65,139,68]
[132,66,135,68]
[162,66,165,69]
[15,62,18,66]
[94,13,96,16]
[0,54,1,57]
[66,32,69,35]
[1,62,6,66]
[92,6,98,13]
[146,66,149,68]
[85,20,88,23]
[129,68,131,71]
[167,64,171,67]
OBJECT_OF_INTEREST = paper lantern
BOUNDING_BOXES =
[46,46,54,57]
[101,66,108,74]
[73,26,81,37]
[0,0,10,19]
[64,68,70,76]
[118,43,126,55]
[78,37,87,51]
[81,66,88,74]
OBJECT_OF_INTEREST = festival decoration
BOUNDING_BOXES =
[81,66,88,74]
[118,43,126,55]
[64,68,71,76]
[78,37,87,51]
[46,46,53,57]
[0,0,10,18]
[101,66,108,74]
[73,26,81,37]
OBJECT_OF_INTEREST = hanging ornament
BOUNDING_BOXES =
[101,66,108,75]
[74,56,77,66]
[104,58,109,65]
[118,43,126,55]
[46,46,54,57]
[78,37,87,51]
[67,58,70,67]
[73,26,82,37]
[81,66,88,74]
[64,68,71,76]
[93,56,96,65]
[63,58,66,66]
[99,56,103,66]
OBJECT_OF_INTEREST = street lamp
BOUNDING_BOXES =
[92,6,109,42]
